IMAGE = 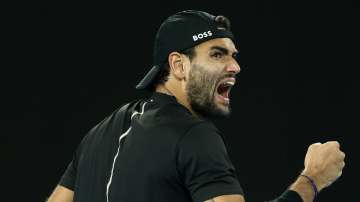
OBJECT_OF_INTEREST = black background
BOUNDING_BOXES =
[2,1,359,202]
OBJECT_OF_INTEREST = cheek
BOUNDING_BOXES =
[189,64,220,87]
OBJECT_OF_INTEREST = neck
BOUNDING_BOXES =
[155,84,173,96]
[155,84,198,117]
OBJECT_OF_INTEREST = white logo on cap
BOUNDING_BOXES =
[192,30,213,41]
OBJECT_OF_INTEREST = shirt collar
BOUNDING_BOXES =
[150,92,178,104]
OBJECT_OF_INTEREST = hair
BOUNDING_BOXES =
[152,15,231,90]
[214,15,231,30]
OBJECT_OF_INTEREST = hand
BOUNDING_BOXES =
[302,141,345,191]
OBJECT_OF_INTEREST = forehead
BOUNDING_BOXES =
[195,38,238,53]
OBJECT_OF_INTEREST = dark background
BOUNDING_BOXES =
[2,1,358,202]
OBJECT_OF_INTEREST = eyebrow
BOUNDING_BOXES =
[210,45,238,56]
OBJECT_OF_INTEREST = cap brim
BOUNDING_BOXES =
[135,65,161,90]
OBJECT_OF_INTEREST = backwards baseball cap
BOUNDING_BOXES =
[136,10,235,90]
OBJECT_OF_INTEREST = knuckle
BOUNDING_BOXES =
[310,142,321,148]
[330,141,340,147]
[341,152,346,159]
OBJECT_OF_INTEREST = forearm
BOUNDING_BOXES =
[266,189,303,202]
[267,175,316,202]
[288,175,317,202]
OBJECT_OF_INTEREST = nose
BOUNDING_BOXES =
[226,59,241,75]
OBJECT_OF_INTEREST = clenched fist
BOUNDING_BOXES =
[302,141,346,191]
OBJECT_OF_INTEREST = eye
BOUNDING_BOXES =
[211,51,223,59]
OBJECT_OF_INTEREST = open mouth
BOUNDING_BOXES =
[215,78,235,105]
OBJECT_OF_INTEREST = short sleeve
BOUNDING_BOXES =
[59,161,76,190]
[58,132,90,191]
[176,122,243,202]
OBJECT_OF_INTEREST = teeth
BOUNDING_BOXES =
[224,81,235,86]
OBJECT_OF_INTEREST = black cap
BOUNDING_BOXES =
[136,10,235,90]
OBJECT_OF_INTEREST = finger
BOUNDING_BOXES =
[338,171,343,178]
[308,142,322,151]
[340,151,346,160]
[334,151,346,162]
[326,141,340,148]
[340,161,345,169]
[333,171,343,183]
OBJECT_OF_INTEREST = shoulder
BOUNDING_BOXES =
[145,99,204,129]
[76,99,143,149]
[177,121,226,153]
[183,121,222,141]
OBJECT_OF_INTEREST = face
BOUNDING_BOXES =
[185,38,240,118]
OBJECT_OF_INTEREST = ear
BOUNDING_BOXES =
[168,52,186,80]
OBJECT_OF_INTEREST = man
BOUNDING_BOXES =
[48,10,345,202]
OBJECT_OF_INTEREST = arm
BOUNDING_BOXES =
[204,195,245,202]
[177,123,244,202]
[203,141,345,202]
[265,141,345,202]
[288,141,345,202]
[47,185,74,202]
[47,159,77,202]
[48,133,86,202]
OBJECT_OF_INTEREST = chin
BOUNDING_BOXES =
[201,102,231,119]
[214,105,231,118]
[213,95,231,115]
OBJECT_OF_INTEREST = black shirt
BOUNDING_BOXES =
[59,92,244,202]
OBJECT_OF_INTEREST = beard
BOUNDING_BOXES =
[186,63,232,119]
